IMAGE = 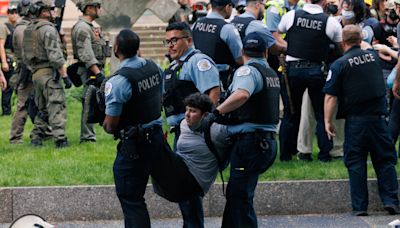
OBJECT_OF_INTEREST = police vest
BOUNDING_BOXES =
[13,19,30,62]
[192,17,237,68]
[222,63,280,125]
[23,20,54,67]
[231,16,254,39]
[163,50,199,117]
[117,60,162,128]
[4,22,14,51]
[286,10,330,62]
[337,47,386,117]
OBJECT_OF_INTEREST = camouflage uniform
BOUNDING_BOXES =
[23,19,67,145]
[0,20,15,115]
[71,16,107,142]
[9,18,32,143]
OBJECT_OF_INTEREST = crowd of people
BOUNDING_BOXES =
[2,0,400,227]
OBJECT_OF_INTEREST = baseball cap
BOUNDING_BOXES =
[243,32,266,57]
[210,0,234,7]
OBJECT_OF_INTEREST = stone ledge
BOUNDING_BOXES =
[0,179,394,223]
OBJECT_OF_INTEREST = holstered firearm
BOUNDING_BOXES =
[279,54,295,115]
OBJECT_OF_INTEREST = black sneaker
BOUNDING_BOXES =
[353,211,368,216]
[30,139,43,146]
[298,153,313,161]
[384,205,400,215]
[55,139,69,148]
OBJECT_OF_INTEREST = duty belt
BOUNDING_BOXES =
[233,131,276,140]
[118,125,161,140]
[286,60,323,68]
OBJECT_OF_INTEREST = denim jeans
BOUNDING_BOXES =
[279,65,333,161]
[222,133,277,228]
[344,117,399,212]
[113,129,164,228]
[179,196,204,228]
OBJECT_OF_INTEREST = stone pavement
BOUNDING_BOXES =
[2,213,400,228]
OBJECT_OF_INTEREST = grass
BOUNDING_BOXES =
[0,87,392,187]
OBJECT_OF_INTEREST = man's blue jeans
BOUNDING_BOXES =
[222,133,277,228]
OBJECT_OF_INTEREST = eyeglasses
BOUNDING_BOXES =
[163,36,189,46]
[7,9,17,14]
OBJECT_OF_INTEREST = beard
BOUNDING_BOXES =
[257,9,264,20]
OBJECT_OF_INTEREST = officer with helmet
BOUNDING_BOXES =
[9,0,35,144]
[0,2,18,116]
[325,25,399,216]
[212,32,280,228]
[191,0,243,90]
[23,0,72,148]
[72,0,108,143]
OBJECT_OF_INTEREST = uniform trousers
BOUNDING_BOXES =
[80,73,96,142]
[222,132,277,228]
[1,67,13,115]
[9,82,33,143]
[344,116,399,212]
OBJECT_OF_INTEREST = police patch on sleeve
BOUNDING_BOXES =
[197,59,212,72]
[326,70,332,81]
[104,81,112,97]
[237,66,251,77]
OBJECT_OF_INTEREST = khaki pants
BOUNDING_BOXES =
[297,89,344,157]
[30,68,67,142]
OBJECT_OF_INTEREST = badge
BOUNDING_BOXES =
[326,70,332,81]
[197,59,212,72]
[237,66,251,77]
[165,74,172,80]
[104,81,112,97]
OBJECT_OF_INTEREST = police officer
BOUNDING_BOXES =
[164,22,220,148]
[191,0,243,90]
[23,0,71,148]
[214,32,279,228]
[102,29,163,228]
[278,0,342,161]
[9,0,34,144]
[0,4,18,116]
[231,0,286,55]
[324,25,399,216]
[72,0,107,143]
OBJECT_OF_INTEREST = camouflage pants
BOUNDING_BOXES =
[30,68,67,142]
[9,82,34,143]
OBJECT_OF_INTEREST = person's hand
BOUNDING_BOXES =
[0,74,6,90]
[2,62,9,72]
[199,109,220,133]
[373,44,391,55]
[63,77,72,89]
[86,72,105,87]
[393,78,400,100]
[325,121,336,140]
[387,36,398,48]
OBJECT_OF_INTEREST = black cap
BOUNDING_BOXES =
[210,0,234,7]
[243,32,266,58]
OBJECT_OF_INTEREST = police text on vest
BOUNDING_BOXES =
[296,17,322,30]
[138,74,160,92]
[348,53,375,67]
[194,22,217,33]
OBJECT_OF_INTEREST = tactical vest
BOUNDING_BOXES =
[13,19,30,62]
[231,16,254,39]
[286,10,330,62]
[4,22,14,51]
[337,47,386,117]
[222,63,280,125]
[117,60,162,129]
[192,17,237,68]
[163,51,199,117]
[23,20,54,67]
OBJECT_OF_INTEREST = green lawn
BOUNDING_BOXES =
[0,87,392,187]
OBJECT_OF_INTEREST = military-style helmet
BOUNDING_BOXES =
[29,0,55,16]
[17,0,31,16]
[76,0,101,12]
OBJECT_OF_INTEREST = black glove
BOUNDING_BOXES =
[63,77,72,89]
[86,72,105,87]
[200,109,220,133]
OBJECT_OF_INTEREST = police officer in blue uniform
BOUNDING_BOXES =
[324,25,399,216]
[164,22,220,148]
[103,29,164,228]
[215,32,280,228]
[278,0,342,161]
[191,0,243,89]
[163,22,220,228]
[231,0,286,56]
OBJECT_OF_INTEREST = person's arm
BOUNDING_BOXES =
[103,115,120,134]
[324,94,338,140]
[220,24,243,66]
[0,71,6,90]
[272,31,287,47]
[0,38,8,72]
[43,27,66,71]
[207,86,220,106]
[392,59,400,99]
[75,27,100,72]
[269,42,287,55]
[217,89,250,114]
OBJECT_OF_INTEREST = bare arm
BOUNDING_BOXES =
[207,86,221,106]
[393,59,400,100]
[103,115,120,134]
[324,94,338,140]
[0,39,8,72]
[0,71,6,90]
[217,89,250,114]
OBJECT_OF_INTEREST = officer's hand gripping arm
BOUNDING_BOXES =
[217,89,250,114]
